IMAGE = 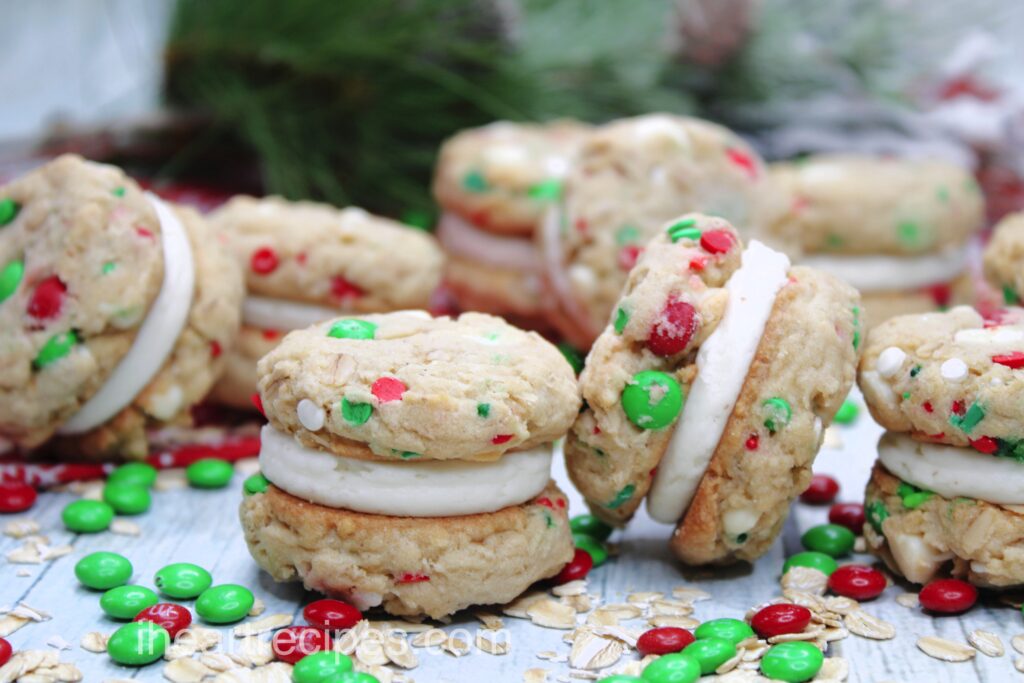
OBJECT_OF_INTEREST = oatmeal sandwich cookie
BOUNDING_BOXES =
[209,196,443,409]
[433,120,589,326]
[983,211,1024,307]
[539,114,775,349]
[241,310,579,617]
[565,214,861,565]
[0,155,243,460]
[769,154,984,328]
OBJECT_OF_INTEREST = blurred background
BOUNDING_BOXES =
[3,0,1023,223]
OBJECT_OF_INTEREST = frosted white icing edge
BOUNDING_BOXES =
[437,211,538,271]
[242,296,343,331]
[802,246,967,292]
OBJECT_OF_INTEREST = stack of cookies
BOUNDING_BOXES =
[208,196,443,409]
[433,121,589,329]
[565,213,861,565]
[860,305,1024,587]
[240,311,580,617]
[769,154,985,329]
[0,155,244,460]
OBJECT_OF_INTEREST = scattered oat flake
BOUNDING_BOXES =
[3,519,39,539]
[528,599,577,629]
[0,650,59,681]
[672,587,711,602]
[46,635,71,651]
[822,596,859,614]
[199,653,236,672]
[715,650,742,674]
[504,591,548,618]
[110,519,142,536]
[966,630,1003,657]
[817,656,849,681]
[443,636,471,657]
[80,632,108,654]
[383,636,418,669]
[12,603,51,622]
[650,599,695,617]
[5,542,42,564]
[768,624,825,644]
[648,615,700,629]
[569,630,624,670]
[524,669,549,683]
[372,619,434,634]
[164,657,214,683]
[537,651,566,662]
[895,592,919,608]
[233,614,292,637]
[1013,634,1024,655]
[1016,656,1024,673]
[476,632,511,656]
[782,567,828,595]
[917,636,975,662]
[0,615,29,638]
[410,629,447,648]
[155,469,188,490]
[627,592,662,605]
[233,636,275,667]
[843,610,895,640]
[248,598,266,617]
[853,536,867,553]
[474,612,504,630]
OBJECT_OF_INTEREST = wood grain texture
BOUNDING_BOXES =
[1,389,1020,681]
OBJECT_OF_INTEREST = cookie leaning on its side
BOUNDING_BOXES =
[566,213,862,565]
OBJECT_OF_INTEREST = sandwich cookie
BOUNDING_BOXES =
[209,196,443,409]
[538,114,774,349]
[0,155,243,460]
[241,311,579,617]
[983,211,1024,307]
[769,155,984,328]
[433,120,589,326]
[565,214,861,565]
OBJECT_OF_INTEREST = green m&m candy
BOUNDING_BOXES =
[621,371,683,430]
[327,319,377,340]
[62,499,114,533]
[0,198,19,226]
[107,621,169,666]
[641,652,700,683]
[760,641,824,682]
[107,462,158,488]
[782,551,838,577]
[762,397,792,433]
[597,677,643,683]
[682,637,736,675]
[186,458,233,489]
[340,397,373,425]
[801,523,855,557]
[330,673,380,683]
[570,514,613,541]
[100,585,159,620]
[33,330,78,368]
[155,562,212,599]
[195,584,254,624]
[102,483,151,515]
[832,398,859,424]
[243,473,270,496]
[573,533,608,567]
[0,259,23,303]
[693,618,754,645]
[75,552,133,590]
[291,650,353,683]
[557,342,585,374]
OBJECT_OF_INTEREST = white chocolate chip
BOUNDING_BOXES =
[940,358,968,383]
[297,399,325,431]
[723,509,759,537]
[876,347,906,378]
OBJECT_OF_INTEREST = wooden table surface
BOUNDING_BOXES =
[2,389,1020,682]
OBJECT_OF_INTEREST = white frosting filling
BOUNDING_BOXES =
[539,205,600,339]
[878,432,1024,505]
[242,296,342,331]
[259,425,553,517]
[436,211,538,271]
[801,245,967,292]
[59,194,196,434]
[647,241,791,523]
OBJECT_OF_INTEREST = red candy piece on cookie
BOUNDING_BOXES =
[617,245,642,271]
[993,352,1024,369]
[647,299,698,357]
[554,548,593,584]
[492,434,513,445]
[636,627,695,656]
[970,436,999,454]
[27,276,66,320]
[272,626,332,664]
[726,148,758,178]
[303,599,362,631]
[699,229,735,255]
[371,377,407,403]
[751,604,812,638]
[397,573,430,584]
[250,247,279,274]
[134,603,192,638]
[330,275,364,300]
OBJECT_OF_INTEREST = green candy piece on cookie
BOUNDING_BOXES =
[328,319,377,340]
[621,371,683,430]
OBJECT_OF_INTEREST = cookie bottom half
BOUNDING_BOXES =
[865,461,1024,588]
[239,481,573,618]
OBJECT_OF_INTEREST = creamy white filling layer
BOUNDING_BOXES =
[878,432,1024,505]
[242,296,342,332]
[259,425,553,516]
[647,240,791,524]
[59,194,196,434]
[801,246,967,292]
[436,211,538,271]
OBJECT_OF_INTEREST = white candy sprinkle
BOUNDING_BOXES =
[876,347,906,378]
[940,358,968,382]
[297,399,325,431]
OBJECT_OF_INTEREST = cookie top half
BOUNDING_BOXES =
[211,196,443,312]
[769,154,984,256]
[0,155,165,447]
[983,212,1024,306]
[539,114,771,346]
[257,311,581,461]
[433,120,591,235]
[860,305,1024,450]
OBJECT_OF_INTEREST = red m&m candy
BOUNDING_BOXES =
[27,276,67,320]
[134,603,192,638]
[371,377,407,403]
[828,503,865,533]
[272,626,332,664]
[0,482,37,513]
[800,475,839,505]
[0,638,11,667]
[302,599,362,631]
[827,565,886,601]
[554,548,593,585]
[751,604,812,638]
[919,579,977,614]
[647,300,698,357]
[636,626,695,656]
[699,229,735,255]
[250,247,279,274]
